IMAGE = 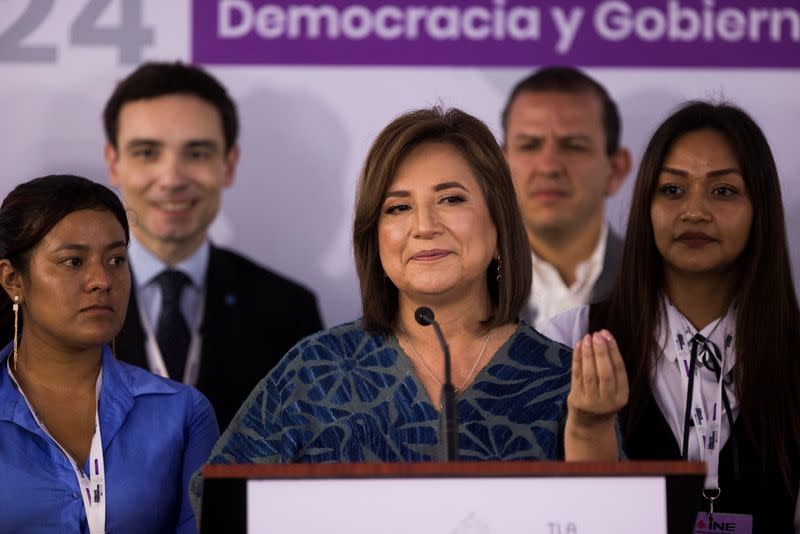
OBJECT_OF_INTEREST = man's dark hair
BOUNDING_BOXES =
[501,66,621,155]
[103,61,238,152]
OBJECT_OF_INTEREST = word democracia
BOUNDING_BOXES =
[218,0,800,53]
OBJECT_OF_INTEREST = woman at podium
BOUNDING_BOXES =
[197,107,626,476]
[541,101,800,531]
[0,175,219,533]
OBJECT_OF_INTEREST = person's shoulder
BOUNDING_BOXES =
[537,306,590,347]
[115,359,215,415]
[115,359,193,397]
[209,244,317,299]
[290,320,381,356]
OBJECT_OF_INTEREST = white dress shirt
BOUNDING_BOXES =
[527,224,608,330]
[540,304,800,531]
[128,237,209,384]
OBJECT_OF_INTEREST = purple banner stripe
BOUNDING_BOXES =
[192,0,800,67]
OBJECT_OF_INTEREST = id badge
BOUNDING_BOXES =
[693,512,753,533]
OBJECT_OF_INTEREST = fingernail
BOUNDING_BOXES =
[602,330,613,342]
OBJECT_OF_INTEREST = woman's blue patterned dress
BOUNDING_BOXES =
[206,320,572,464]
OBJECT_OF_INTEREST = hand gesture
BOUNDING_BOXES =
[564,330,629,461]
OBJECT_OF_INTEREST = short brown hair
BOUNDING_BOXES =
[353,107,531,333]
[103,61,238,152]
[501,66,622,155]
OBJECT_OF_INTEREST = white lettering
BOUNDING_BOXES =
[427,7,459,40]
[255,5,284,39]
[287,5,338,39]
[341,5,372,39]
[551,7,584,52]
[216,0,800,47]
[771,9,800,41]
[594,1,632,41]
[668,0,700,41]
[748,9,769,41]
[493,0,506,39]
[716,8,745,41]
[219,0,253,38]
[507,8,541,41]
[636,7,666,41]
[462,7,491,40]
[405,7,428,39]
[702,0,714,40]
[374,6,403,39]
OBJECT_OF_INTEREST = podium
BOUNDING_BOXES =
[201,461,705,533]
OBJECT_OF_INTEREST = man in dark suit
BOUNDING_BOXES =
[501,66,632,329]
[103,62,323,430]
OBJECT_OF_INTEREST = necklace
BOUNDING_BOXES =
[399,323,494,392]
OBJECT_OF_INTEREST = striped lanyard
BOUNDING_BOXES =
[666,303,735,491]
[8,360,106,533]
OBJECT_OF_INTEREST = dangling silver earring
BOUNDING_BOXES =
[495,257,502,283]
[12,296,19,371]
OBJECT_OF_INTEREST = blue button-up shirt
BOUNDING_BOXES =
[0,343,219,533]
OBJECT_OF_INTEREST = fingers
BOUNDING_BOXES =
[572,339,583,387]
[605,331,629,400]
[592,331,616,399]
[580,334,599,396]
[569,329,628,416]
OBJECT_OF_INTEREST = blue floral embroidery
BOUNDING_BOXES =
[205,321,571,465]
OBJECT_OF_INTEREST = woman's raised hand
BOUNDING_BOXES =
[564,330,629,461]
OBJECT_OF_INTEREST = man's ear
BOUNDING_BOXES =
[105,143,121,187]
[606,147,632,197]
[0,259,24,303]
[223,144,240,188]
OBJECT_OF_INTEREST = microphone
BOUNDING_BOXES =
[414,306,458,462]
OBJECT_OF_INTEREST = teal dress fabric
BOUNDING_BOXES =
[206,320,571,464]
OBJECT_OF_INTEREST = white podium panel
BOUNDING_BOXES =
[247,476,666,533]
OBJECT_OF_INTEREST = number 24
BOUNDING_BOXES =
[0,0,153,63]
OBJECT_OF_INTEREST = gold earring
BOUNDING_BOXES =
[496,257,502,283]
[12,296,19,371]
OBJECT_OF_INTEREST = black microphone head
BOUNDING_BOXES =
[414,306,435,326]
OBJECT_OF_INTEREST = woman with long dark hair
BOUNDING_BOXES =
[542,101,800,531]
[0,175,219,533]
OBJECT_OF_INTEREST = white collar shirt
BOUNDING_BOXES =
[527,224,608,330]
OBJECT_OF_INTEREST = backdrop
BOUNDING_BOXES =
[2,0,799,326]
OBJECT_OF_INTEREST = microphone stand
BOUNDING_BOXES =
[415,307,458,462]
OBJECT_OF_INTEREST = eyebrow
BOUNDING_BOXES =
[385,181,469,198]
[184,140,220,151]
[124,139,220,150]
[52,241,129,253]
[661,166,742,178]
[512,132,593,143]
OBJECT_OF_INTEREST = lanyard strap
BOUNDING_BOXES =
[668,304,735,490]
[136,287,204,386]
[7,359,106,533]
[73,412,106,534]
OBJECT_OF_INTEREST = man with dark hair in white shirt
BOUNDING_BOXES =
[502,66,632,329]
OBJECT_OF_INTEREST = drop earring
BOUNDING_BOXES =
[12,296,19,371]
[495,256,502,283]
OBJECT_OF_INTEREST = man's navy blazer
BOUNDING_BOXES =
[115,245,323,430]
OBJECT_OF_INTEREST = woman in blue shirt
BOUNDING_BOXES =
[0,175,219,533]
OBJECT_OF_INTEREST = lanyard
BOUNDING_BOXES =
[8,360,106,533]
[136,288,204,386]
[666,303,735,490]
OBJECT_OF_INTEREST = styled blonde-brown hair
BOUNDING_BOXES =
[353,106,531,333]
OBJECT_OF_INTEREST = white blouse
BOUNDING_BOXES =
[539,304,799,531]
